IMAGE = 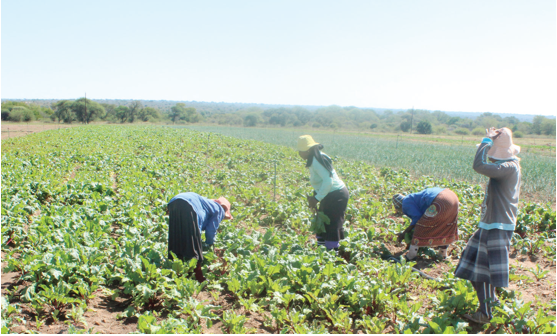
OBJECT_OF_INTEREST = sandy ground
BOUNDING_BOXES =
[1,122,78,140]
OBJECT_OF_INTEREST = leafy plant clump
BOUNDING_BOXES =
[309,211,330,234]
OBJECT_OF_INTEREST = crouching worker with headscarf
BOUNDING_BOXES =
[392,187,459,260]
[455,127,521,324]
[167,192,232,282]
[297,135,349,250]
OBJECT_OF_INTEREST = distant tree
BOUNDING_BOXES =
[433,125,447,134]
[381,110,393,119]
[416,121,432,134]
[51,100,75,123]
[127,101,143,122]
[1,101,45,122]
[400,121,411,132]
[432,111,450,124]
[71,98,105,124]
[472,127,484,136]
[138,107,161,122]
[447,116,460,125]
[115,106,129,123]
[1,108,9,121]
[503,116,520,126]
[100,103,117,120]
[292,106,312,125]
[516,121,532,134]
[541,118,556,136]
[9,106,34,122]
[244,114,258,127]
[532,115,545,135]
[184,107,201,122]
[370,123,378,129]
[457,118,474,129]
[170,103,187,123]
[478,116,499,129]
[169,103,201,123]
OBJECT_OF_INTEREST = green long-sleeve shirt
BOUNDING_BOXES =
[309,153,346,201]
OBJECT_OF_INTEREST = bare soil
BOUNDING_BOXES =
[1,122,78,140]
[387,243,556,315]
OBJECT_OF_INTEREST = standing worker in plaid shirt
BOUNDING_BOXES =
[454,127,521,324]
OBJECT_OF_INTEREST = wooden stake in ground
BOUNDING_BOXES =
[274,160,277,201]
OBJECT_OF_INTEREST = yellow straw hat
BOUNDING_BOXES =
[297,135,319,151]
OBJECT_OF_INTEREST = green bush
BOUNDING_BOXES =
[433,125,447,134]
[8,111,23,122]
[454,127,470,135]
[400,121,411,132]
[22,110,35,122]
[472,127,484,136]
[416,121,432,134]
[514,131,524,138]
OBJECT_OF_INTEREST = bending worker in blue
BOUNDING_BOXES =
[393,187,459,260]
[167,192,232,281]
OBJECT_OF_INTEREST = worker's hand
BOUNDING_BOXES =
[307,195,319,210]
[485,127,502,140]
[202,242,213,252]
[396,232,405,244]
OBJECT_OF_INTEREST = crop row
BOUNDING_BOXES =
[183,125,557,203]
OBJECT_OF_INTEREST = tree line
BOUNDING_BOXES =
[1,99,202,125]
[205,105,555,137]
[2,99,555,136]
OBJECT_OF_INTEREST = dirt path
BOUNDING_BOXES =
[1,123,78,140]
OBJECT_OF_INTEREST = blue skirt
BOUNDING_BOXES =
[454,228,512,287]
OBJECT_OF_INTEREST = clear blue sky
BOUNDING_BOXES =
[2,0,556,115]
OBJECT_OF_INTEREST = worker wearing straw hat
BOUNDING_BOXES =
[167,193,232,282]
[392,187,460,260]
[454,127,521,324]
[297,135,349,250]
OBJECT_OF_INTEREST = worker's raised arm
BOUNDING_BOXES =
[473,139,516,179]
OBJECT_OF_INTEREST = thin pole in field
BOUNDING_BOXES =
[205,133,210,166]
[396,134,399,149]
[410,107,414,134]
[273,160,277,202]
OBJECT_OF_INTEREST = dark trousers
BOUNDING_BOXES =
[168,199,203,263]
[319,186,349,242]
[471,281,498,318]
